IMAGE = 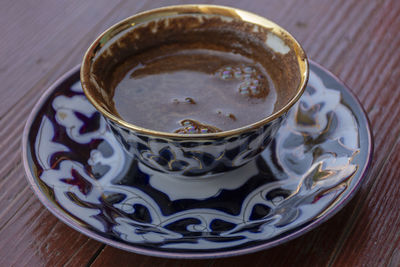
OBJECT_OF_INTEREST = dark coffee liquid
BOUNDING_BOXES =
[112,47,277,133]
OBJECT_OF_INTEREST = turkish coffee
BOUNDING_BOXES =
[91,14,301,133]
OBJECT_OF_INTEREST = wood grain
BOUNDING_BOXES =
[332,139,400,267]
[0,0,399,266]
[0,0,122,117]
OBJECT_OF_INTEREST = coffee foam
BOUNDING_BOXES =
[88,14,301,120]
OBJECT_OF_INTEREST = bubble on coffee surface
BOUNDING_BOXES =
[174,119,222,134]
[172,97,197,105]
[219,66,234,80]
[216,64,269,98]
[217,110,237,121]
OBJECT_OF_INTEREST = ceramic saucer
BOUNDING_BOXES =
[22,61,373,259]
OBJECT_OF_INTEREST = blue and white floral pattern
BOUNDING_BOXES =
[23,63,372,258]
[108,112,282,177]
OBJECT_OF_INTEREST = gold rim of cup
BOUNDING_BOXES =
[81,4,309,139]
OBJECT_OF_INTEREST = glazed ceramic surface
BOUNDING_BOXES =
[22,61,372,258]
[108,113,284,177]
[81,5,309,177]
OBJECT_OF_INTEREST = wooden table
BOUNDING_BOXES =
[1,0,399,266]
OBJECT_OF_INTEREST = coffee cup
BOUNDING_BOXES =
[81,5,308,177]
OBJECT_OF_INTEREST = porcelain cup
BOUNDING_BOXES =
[81,5,308,177]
